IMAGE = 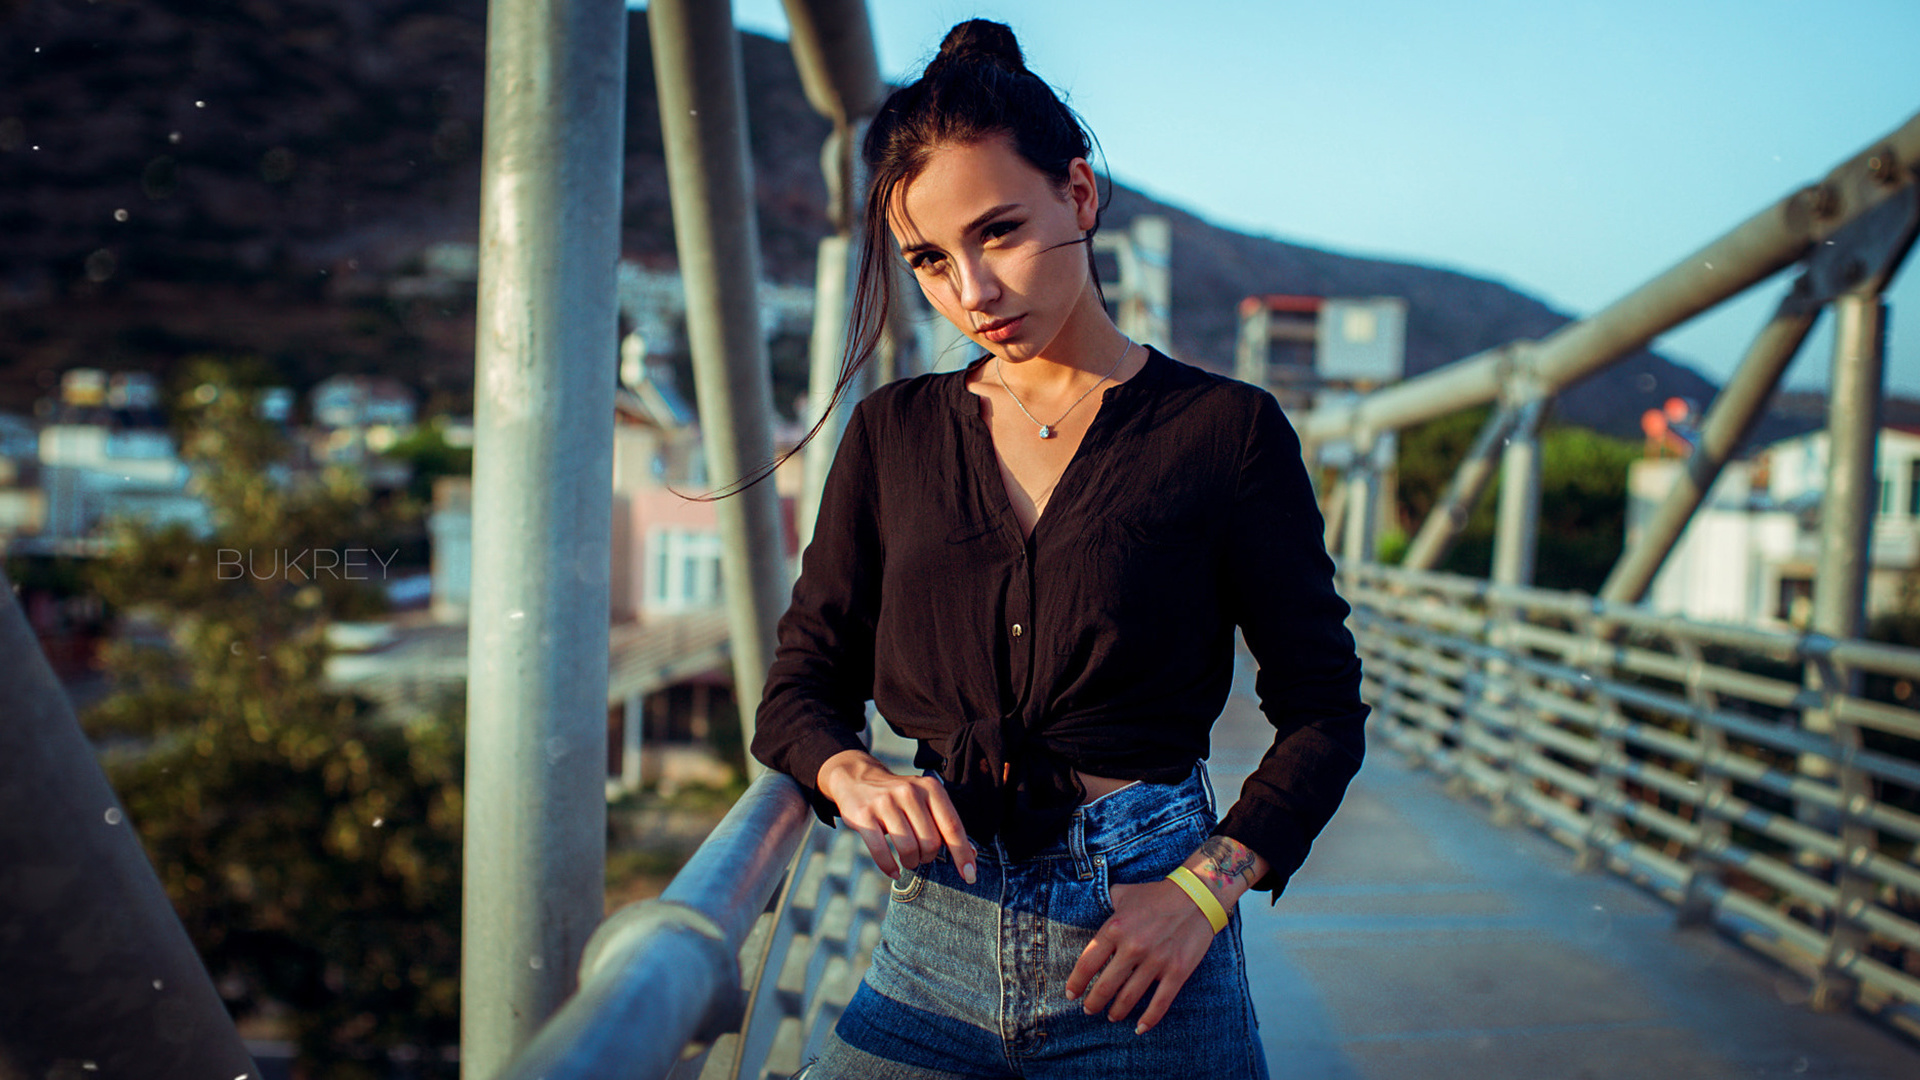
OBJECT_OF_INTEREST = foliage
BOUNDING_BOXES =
[381,419,472,504]
[85,358,462,1077]
[1395,406,1641,593]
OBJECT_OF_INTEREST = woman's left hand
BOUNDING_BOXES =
[1064,880,1218,1034]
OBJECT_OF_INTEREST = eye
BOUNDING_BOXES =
[982,219,1022,242]
[907,250,947,273]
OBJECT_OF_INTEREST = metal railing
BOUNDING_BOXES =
[494,763,892,1080]
[1348,562,1920,1038]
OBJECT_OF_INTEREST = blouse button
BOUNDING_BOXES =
[1010,623,1024,638]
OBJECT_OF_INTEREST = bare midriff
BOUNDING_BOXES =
[1076,770,1136,804]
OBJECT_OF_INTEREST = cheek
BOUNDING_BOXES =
[916,276,959,314]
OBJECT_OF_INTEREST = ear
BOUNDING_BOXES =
[1066,157,1100,232]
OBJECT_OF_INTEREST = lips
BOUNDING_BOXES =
[976,315,1025,344]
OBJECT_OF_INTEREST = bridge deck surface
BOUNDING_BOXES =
[1209,659,1920,1079]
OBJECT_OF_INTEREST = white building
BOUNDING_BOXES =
[1628,426,1920,628]
[28,371,208,545]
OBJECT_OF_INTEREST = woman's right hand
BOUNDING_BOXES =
[816,749,978,884]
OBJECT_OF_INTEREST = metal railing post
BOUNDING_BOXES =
[0,566,260,1079]
[1341,433,1382,566]
[1492,397,1546,588]
[1807,291,1886,1010]
[462,0,626,1072]
[1674,638,1732,928]
[651,0,790,739]
[1235,300,1272,390]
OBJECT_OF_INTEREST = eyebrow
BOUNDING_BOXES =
[897,202,1024,257]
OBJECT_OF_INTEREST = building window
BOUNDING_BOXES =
[1777,576,1813,626]
[1879,476,1893,516]
[648,529,724,610]
[1908,459,1920,520]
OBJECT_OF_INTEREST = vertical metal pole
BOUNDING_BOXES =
[1600,290,1816,604]
[462,0,625,1074]
[1807,292,1885,1010]
[1235,299,1271,389]
[1811,294,1883,646]
[1374,430,1399,557]
[1320,460,1348,556]
[1492,398,1546,587]
[1342,434,1380,565]
[650,0,788,744]
[0,568,259,1080]
[785,0,884,552]
[796,231,862,554]
[1126,215,1172,346]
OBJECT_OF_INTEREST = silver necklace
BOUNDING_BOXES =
[994,337,1133,439]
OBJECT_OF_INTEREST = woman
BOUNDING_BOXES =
[752,20,1366,1079]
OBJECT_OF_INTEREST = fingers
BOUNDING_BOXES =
[837,771,977,877]
[894,795,944,871]
[1134,971,1190,1035]
[923,779,978,883]
[855,826,900,879]
[1103,963,1159,1026]
[1079,935,1136,1016]
[1065,931,1114,1003]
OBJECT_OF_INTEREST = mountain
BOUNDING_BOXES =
[2,0,1725,437]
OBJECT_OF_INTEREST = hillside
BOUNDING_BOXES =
[2,0,1726,435]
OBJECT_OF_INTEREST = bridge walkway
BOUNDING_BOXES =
[1207,654,1920,1079]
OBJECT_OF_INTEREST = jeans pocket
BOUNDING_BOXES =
[888,865,926,904]
[1103,810,1209,890]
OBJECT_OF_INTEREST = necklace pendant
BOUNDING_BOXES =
[1038,425,1054,439]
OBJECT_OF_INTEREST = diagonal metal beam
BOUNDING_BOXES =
[1304,110,1920,448]
[651,0,789,748]
[0,565,259,1079]
[1599,283,1817,605]
[1403,403,1522,572]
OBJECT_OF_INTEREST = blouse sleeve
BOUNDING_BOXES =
[751,399,885,826]
[1211,390,1369,897]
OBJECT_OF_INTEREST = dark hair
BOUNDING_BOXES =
[843,20,1105,380]
[704,20,1104,499]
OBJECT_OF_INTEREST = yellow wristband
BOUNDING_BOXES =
[1165,865,1229,934]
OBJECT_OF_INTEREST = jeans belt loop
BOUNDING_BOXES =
[1068,808,1093,880]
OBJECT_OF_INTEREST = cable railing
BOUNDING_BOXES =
[1347,562,1920,1039]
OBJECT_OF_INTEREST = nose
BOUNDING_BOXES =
[954,252,1000,312]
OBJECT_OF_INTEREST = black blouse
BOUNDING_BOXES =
[751,347,1366,895]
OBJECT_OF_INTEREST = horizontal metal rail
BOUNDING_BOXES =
[492,760,896,1080]
[494,772,815,1080]
[1351,562,1920,1039]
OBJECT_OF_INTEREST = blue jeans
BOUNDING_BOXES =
[800,766,1269,1079]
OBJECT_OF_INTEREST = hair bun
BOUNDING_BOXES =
[931,19,1027,77]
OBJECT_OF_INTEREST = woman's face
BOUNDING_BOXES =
[890,135,1101,364]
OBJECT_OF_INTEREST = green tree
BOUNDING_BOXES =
[85,359,462,1077]
[1395,407,1641,593]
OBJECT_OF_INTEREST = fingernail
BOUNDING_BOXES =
[962,862,977,884]
[1064,988,1078,1001]
[1135,1023,1147,1036]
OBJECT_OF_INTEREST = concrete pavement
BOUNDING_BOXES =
[1209,657,1920,1080]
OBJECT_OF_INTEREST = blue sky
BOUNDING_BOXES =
[646,1,1920,397]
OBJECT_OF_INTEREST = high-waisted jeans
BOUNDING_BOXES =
[799,765,1269,1079]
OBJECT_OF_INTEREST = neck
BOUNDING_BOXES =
[996,321,1136,398]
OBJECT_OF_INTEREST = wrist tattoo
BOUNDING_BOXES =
[1193,837,1258,893]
